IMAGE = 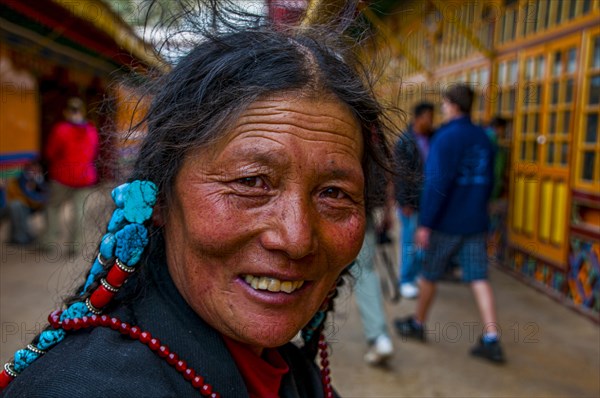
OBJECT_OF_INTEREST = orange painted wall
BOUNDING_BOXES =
[0,46,40,155]
[114,83,148,135]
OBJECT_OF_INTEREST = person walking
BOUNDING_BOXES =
[394,84,505,363]
[393,102,434,299]
[351,223,395,366]
[40,97,99,254]
[351,130,395,366]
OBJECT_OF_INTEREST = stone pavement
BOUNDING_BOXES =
[331,268,599,397]
[1,186,598,397]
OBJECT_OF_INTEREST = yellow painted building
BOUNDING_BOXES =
[366,0,600,317]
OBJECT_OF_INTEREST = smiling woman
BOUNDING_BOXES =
[0,2,396,397]
[166,95,366,353]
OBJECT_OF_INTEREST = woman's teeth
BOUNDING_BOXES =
[243,275,305,293]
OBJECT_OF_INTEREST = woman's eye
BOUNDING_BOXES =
[321,187,347,199]
[237,176,266,189]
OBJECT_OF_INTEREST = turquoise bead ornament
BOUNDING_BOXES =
[82,181,157,293]
[121,180,158,224]
[11,180,158,377]
[115,224,148,267]
[107,209,126,233]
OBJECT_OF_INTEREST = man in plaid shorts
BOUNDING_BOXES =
[394,84,505,363]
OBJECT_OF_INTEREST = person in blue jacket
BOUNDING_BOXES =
[394,84,505,363]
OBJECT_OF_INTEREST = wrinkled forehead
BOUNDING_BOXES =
[208,91,364,157]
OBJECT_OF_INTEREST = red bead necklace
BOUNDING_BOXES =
[0,311,333,396]
[318,333,335,398]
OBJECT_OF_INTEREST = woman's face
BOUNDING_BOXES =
[164,93,366,353]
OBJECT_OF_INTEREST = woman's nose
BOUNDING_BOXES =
[260,194,317,260]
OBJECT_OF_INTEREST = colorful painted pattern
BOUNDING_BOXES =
[568,239,600,313]
[505,243,599,315]
[490,199,598,314]
[508,248,569,294]
[0,152,38,179]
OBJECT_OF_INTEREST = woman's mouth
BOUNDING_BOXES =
[242,275,305,294]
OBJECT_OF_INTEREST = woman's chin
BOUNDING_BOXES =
[227,318,305,349]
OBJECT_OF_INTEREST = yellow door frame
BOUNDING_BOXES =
[509,33,582,267]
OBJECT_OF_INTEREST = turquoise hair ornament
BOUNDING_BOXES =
[82,181,157,293]
[13,302,91,373]
[12,350,38,373]
[107,209,126,233]
[99,233,117,259]
[120,180,158,224]
[83,257,104,292]
[37,328,66,351]
[115,224,148,266]
[59,302,91,321]
[5,180,158,383]
[302,310,326,343]
[302,281,338,344]
[82,232,113,292]
[109,180,157,228]
[111,183,128,208]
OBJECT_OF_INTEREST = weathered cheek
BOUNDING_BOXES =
[185,271,212,296]
[346,215,367,256]
[182,196,241,249]
[328,214,366,266]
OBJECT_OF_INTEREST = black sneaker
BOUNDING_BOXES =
[471,337,505,364]
[394,316,425,342]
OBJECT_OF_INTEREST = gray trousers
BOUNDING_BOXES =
[7,201,33,244]
[350,227,390,343]
[40,181,93,250]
